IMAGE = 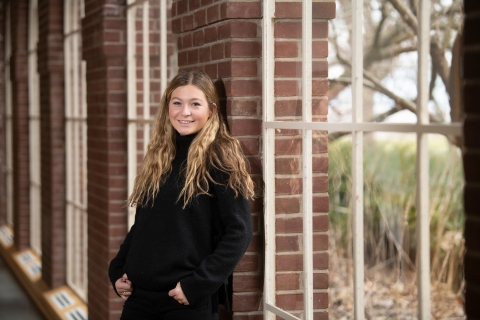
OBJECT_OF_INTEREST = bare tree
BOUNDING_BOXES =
[328,0,463,139]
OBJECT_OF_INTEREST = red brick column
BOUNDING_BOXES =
[10,0,30,250]
[0,1,6,225]
[272,2,333,319]
[172,1,264,318]
[463,0,480,318]
[172,1,334,318]
[37,0,66,287]
[82,1,128,319]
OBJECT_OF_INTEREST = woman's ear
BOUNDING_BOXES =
[210,103,217,118]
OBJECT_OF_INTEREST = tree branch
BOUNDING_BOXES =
[376,43,417,61]
[429,62,437,101]
[373,5,388,48]
[387,30,416,47]
[430,40,450,89]
[387,0,418,32]
[328,104,406,141]
[335,54,443,124]
[386,0,451,87]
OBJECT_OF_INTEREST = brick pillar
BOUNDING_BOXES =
[0,1,6,225]
[10,0,30,250]
[38,0,66,288]
[172,1,264,318]
[172,1,335,318]
[272,2,333,319]
[463,0,480,318]
[82,1,128,319]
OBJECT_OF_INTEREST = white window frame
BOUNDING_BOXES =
[127,0,168,228]
[5,3,13,227]
[262,0,462,319]
[64,0,88,301]
[28,0,42,256]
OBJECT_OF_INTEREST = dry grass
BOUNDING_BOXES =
[329,252,465,319]
[329,263,466,320]
[328,136,465,319]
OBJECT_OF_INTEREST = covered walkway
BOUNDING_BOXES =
[0,255,45,320]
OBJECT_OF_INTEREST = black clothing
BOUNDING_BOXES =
[120,287,218,320]
[109,132,253,310]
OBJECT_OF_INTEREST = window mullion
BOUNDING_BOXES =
[351,0,365,318]
[302,0,314,318]
[142,2,150,153]
[417,0,431,318]
[160,0,167,94]
[262,0,276,318]
[127,2,138,227]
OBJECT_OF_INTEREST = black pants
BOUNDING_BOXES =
[120,287,218,320]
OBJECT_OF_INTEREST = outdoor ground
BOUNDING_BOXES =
[329,262,466,319]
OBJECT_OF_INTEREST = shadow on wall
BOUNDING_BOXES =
[215,79,230,132]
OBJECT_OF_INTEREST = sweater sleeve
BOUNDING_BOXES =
[108,219,137,296]
[180,168,253,305]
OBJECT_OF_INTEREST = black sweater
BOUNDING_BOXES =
[108,133,253,305]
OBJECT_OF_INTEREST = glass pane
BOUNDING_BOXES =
[328,133,465,318]
[328,0,464,125]
[64,0,88,300]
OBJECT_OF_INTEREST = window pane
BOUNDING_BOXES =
[328,1,463,125]
[328,133,465,318]
[127,0,177,227]
[29,0,41,255]
[65,0,88,301]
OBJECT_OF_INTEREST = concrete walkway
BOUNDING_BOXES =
[0,255,45,320]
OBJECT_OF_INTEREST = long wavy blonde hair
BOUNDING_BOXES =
[128,70,255,208]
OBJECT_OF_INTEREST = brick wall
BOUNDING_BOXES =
[172,1,334,318]
[10,0,31,250]
[82,1,129,319]
[172,1,264,318]
[463,0,480,318]
[0,1,6,225]
[0,0,335,318]
[37,0,67,288]
[273,2,333,319]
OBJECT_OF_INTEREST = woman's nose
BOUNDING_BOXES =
[181,105,191,116]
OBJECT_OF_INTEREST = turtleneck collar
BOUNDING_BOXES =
[175,131,197,149]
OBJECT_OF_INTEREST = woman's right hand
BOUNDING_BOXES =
[115,273,133,300]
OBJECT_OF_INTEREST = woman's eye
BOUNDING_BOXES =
[173,101,181,106]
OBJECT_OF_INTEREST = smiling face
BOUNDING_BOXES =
[168,84,214,136]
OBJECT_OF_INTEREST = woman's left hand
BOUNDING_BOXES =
[168,282,189,305]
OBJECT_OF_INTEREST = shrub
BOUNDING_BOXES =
[328,135,464,292]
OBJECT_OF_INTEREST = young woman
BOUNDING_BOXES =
[108,70,254,320]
